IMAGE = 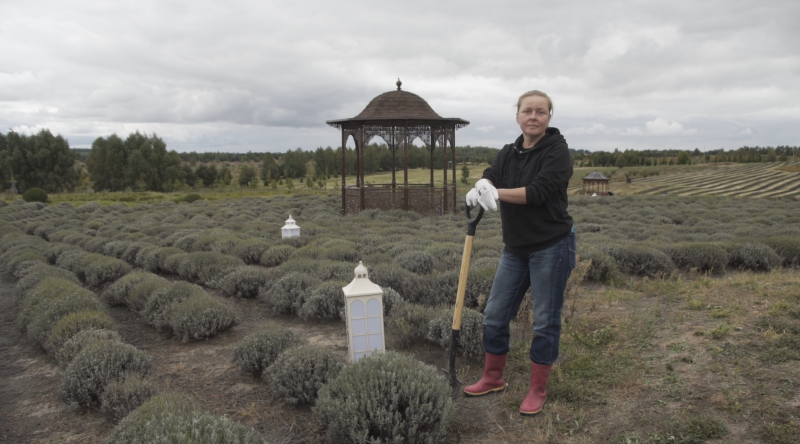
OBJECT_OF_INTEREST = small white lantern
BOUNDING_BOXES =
[281,214,300,239]
[342,261,385,362]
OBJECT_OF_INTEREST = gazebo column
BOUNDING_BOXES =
[359,130,365,211]
[341,130,347,214]
[391,126,396,189]
[403,128,409,211]
[451,129,457,213]
[442,129,448,215]
[354,132,361,188]
[429,129,434,187]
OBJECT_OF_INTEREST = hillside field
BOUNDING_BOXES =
[570,161,800,199]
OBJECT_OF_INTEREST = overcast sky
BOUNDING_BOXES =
[1,0,798,153]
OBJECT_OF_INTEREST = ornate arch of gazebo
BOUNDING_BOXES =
[326,80,469,216]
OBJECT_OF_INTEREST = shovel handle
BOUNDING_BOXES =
[450,204,484,389]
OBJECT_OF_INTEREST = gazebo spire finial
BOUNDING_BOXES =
[396,78,402,90]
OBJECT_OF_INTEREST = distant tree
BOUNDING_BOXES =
[766,147,777,162]
[195,164,218,187]
[4,129,78,193]
[238,164,257,186]
[181,164,198,187]
[0,133,9,189]
[281,148,307,179]
[313,146,339,177]
[219,165,233,185]
[87,134,126,191]
[677,151,691,165]
[460,164,470,184]
[260,153,281,184]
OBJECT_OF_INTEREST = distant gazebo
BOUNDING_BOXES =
[582,171,611,196]
[326,79,469,216]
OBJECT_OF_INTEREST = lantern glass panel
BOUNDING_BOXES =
[366,299,381,316]
[351,300,365,317]
[353,336,368,352]
[368,317,382,333]
[354,352,367,361]
[369,334,383,350]
[352,319,366,335]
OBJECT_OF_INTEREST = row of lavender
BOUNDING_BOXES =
[0,220,268,443]
[0,199,462,443]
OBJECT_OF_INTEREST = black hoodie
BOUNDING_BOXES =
[481,127,574,254]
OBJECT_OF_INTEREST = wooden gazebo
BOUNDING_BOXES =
[582,171,611,196]
[326,80,469,216]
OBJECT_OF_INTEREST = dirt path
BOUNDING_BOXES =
[0,273,114,444]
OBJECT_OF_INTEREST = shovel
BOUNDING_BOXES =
[449,204,484,390]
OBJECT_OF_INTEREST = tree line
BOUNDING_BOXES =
[6,127,795,195]
[571,146,799,168]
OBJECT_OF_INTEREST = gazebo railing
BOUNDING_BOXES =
[344,185,455,216]
[362,183,434,189]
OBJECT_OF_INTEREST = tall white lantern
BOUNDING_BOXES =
[342,261,385,362]
[281,214,300,239]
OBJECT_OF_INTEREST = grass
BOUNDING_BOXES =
[6,163,487,207]
[525,267,800,442]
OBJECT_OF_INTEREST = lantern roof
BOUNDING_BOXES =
[342,261,383,298]
[281,214,299,230]
[583,171,610,180]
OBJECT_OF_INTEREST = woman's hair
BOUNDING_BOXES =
[516,90,553,115]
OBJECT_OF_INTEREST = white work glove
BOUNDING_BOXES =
[466,178,498,211]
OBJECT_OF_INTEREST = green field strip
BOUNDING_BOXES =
[748,181,800,198]
[662,168,789,194]
[763,189,800,198]
[678,176,783,196]
[679,174,785,194]
[680,171,795,194]
[734,175,800,197]
[649,173,768,195]
[636,184,694,194]
[704,179,800,198]
[630,164,774,187]
[640,171,787,197]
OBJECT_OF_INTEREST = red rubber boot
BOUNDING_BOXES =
[519,362,552,416]
[463,353,507,397]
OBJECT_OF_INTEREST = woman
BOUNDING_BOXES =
[464,90,575,416]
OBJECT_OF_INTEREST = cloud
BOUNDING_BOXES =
[645,117,694,135]
[0,0,798,152]
[566,123,610,135]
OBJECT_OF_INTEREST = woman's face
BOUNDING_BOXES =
[516,95,551,141]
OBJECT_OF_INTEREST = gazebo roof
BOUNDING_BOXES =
[326,79,469,128]
[583,171,610,180]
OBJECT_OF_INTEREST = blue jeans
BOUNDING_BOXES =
[482,233,576,365]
